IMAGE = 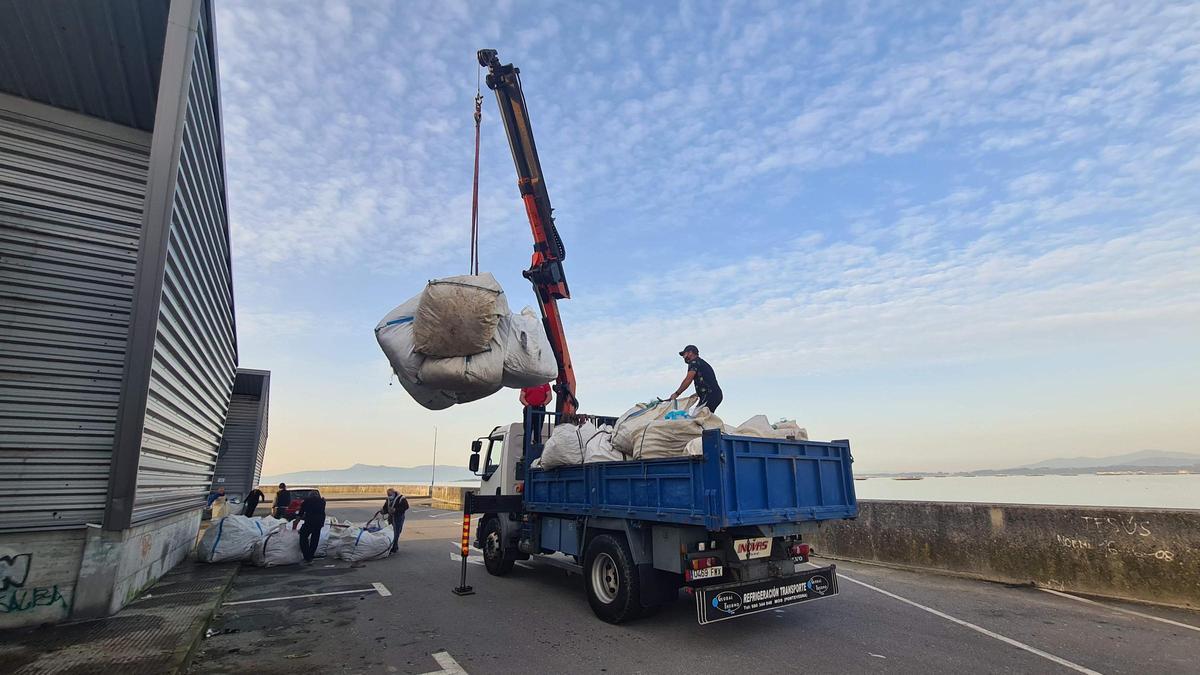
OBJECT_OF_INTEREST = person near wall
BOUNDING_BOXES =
[243,487,265,517]
[272,483,291,518]
[206,486,225,508]
[382,488,410,554]
[296,491,327,564]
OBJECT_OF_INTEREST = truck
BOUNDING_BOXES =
[464,50,858,624]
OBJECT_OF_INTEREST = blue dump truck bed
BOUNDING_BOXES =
[525,428,857,530]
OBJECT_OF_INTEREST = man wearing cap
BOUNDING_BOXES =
[669,345,723,412]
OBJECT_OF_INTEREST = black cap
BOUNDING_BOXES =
[679,345,698,356]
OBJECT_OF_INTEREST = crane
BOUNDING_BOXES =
[477,48,578,416]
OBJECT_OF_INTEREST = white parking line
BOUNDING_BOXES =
[420,650,468,675]
[1039,588,1200,633]
[450,552,485,566]
[224,583,391,606]
[811,564,1102,675]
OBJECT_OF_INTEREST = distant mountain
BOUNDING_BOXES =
[1018,450,1200,470]
[262,463,478,486]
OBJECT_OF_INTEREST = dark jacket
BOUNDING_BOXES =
[297,495,326,526]
[382,494,409,524]
[245,489,264,507]
[273,489,291,508]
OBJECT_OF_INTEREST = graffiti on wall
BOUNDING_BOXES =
[1051,514,1180,564]
[0,553,71,614]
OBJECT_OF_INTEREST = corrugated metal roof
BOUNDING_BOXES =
[0,97,151,531]
[0,0,170,131]
[132,5,237,523]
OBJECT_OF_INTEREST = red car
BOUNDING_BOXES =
[281,487,322,520]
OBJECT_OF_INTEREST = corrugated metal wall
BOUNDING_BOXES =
[132,5,236,524]
[212,395,258,498]
[0,100,150,531]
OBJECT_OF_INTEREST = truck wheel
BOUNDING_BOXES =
[482,517,515,576]
[584,534,642,624]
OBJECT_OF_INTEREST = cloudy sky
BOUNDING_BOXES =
[214,0,1199,475]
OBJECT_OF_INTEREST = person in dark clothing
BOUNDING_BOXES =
[272,483,291,519]
[381,488,410,554]
[205,487,225,508]
[669,345,723,412]
[296,492,326,564]
[243,488,265,517]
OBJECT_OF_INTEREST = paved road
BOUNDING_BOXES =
[190,500,1200,675]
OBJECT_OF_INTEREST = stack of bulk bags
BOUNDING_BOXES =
[375,274,557,409]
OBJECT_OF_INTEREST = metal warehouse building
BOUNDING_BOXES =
[211,369,271,502]
[0,0,256,627]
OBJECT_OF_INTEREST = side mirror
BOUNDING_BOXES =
[471,440,482,454]
[468,453,481,473]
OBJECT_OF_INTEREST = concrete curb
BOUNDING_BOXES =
[171,563,240,674]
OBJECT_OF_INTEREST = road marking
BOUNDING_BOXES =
[450,552,484,566]
[515,561,535,569]
[811,565,1102,675]
[420,650,468,675]
[1039,588,1200,633]
[224,583,391,606]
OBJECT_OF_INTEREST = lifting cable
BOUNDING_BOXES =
[469,66,483,276]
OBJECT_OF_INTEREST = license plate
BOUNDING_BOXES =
[690,566,724,580]
[695,566,838,625]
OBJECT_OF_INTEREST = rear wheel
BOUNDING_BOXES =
[482,517,515,576]
[584,534,642,624]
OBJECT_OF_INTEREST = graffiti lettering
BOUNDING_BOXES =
[0,585,69,613]
[1055,534,1094,550]
[0,553,32,592]
[1080,515,1151,537]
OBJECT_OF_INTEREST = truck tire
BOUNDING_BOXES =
[481,517,515,576]
[584,534,642,624]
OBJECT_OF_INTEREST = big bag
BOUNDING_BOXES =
[413,273,510,357]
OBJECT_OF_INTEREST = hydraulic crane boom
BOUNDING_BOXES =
[478,48,578,416]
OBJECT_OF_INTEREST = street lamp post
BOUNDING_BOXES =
[430,426,438,490]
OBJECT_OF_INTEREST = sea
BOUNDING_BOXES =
[854,473,1200,510]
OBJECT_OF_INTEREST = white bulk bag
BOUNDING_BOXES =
[772,420,809,440]
[375,295,457,411]
[314,517,339,558]
[540,421,598,469]
[197,516,268,563]
[733,415,776,438]
[252,524,304,567]
[416,334,505,400]
[500,308,558,388]
[631,408,724,460]
[583,425,624,463]
[611,396,698,456]
[413,273,510,357]
[336,517,395,562]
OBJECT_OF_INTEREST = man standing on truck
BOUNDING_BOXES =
[296,491,327,564]
[669,345,723,412]
[519,382,552,446]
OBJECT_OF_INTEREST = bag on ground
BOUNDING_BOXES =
[251,524,304,567]
[413,273,509,357]
[500,308,558,388]
[336,517,395,562]
[196,515,269,563]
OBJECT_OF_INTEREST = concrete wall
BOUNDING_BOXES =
[432,486,477,510]
[259,484,433,503]
[812,501,1200,609]
[0,530,87,628]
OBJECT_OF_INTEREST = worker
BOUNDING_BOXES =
[382,488,410,554]
[296,491,327,565]
[272,482,291,519]
[669,345,723,412]
[243,487,265,517]
[520,383,552,446]
[205,487,225,508]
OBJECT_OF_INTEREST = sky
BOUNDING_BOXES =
[213,0,1200,475]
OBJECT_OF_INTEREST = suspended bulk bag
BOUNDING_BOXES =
[375,295,457,411]
[500,308,558,388]
[416,334,505,401]
[413,273,510,357]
